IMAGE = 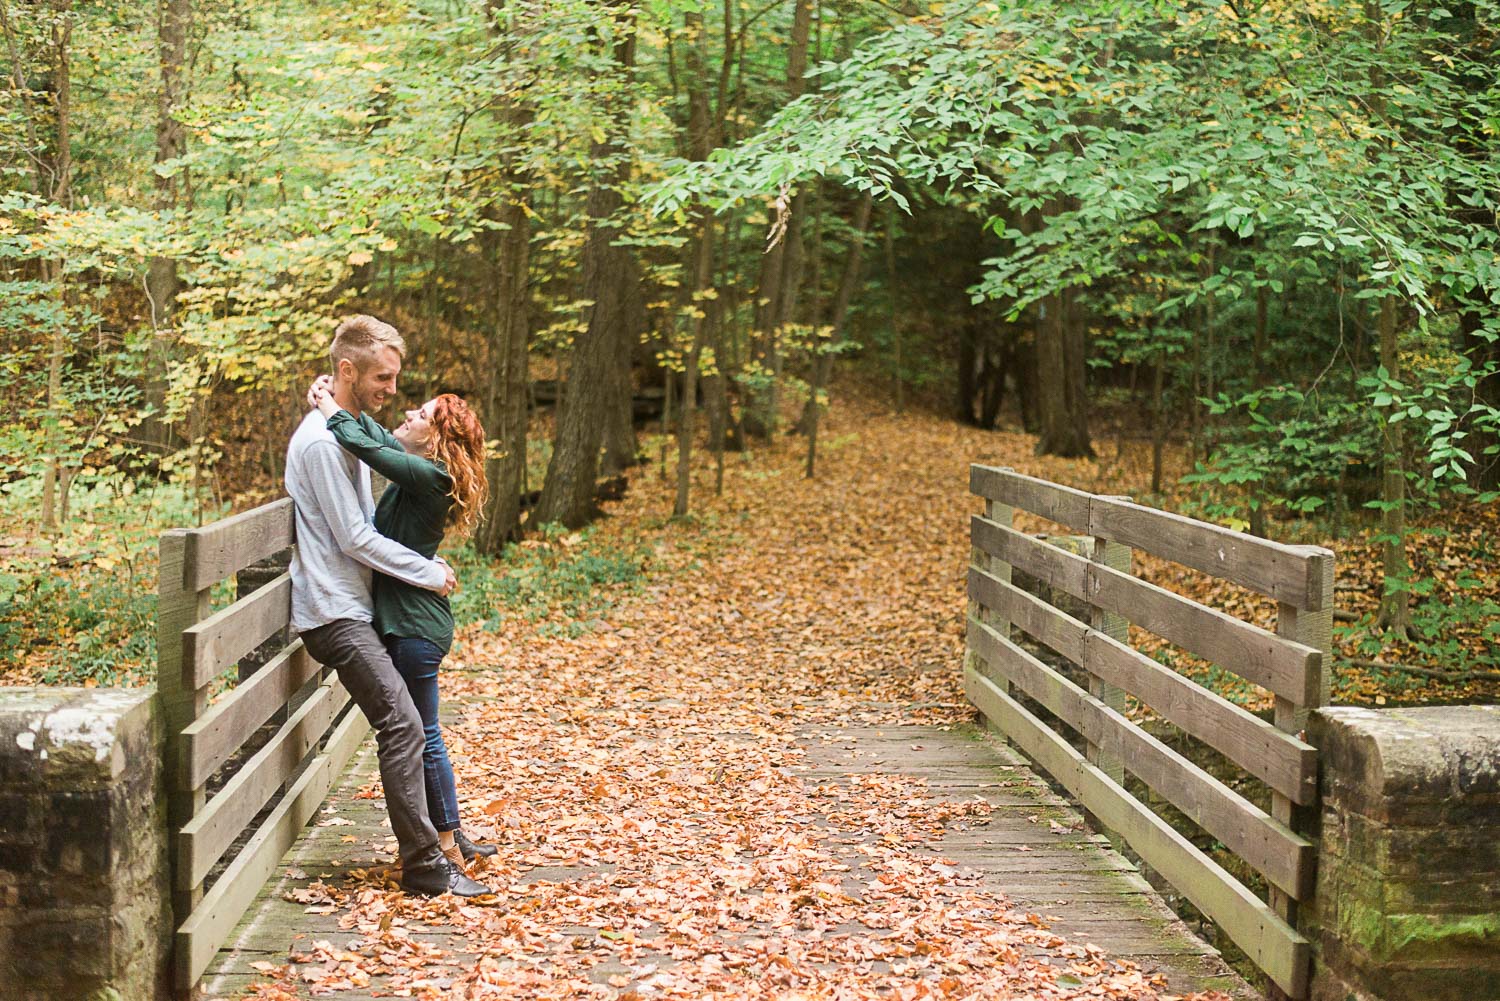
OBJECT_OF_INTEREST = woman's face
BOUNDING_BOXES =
[395,399,437,455]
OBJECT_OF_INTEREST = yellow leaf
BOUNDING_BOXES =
[348,250,373,266]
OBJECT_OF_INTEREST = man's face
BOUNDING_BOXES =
[344,346,402,413]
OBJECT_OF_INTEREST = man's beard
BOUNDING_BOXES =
[354,384,386,414]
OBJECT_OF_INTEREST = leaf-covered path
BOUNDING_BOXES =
[221,397,1248,1000]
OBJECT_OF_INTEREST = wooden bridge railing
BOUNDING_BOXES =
[157,499,370,994]
[963,466,1333,1000]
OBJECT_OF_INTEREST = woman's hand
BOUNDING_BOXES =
[306,374,335,411]
[308,375,340,418]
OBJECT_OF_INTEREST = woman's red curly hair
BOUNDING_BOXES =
[427,394,488,538]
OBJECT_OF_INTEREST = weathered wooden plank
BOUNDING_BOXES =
[1088,497,1331,611]
[964,666,1310,998]
[968,563,1318,805]
[158,530,212,930]
[968,566,1086,663]
[970,465,1092,529]
[1088,512,1131,794]
[182,497,295,592]
[180,640,323,790]
[182,573,292,690]
[1088,556,1320,706]
[176,705,368,990]
[178,678,350,888]
[968,618,1314,899]
[972,514,1319,704]
[1268,552,1335,982]
[1086,630,1317,805]
[971,515,1089,599]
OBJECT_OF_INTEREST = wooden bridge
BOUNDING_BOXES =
[156,466,1331,999]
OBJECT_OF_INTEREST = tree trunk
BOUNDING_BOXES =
[885,207,903,413]
[600,256,642,477]
[37,0,73,536]
[533,5,636,529]
[474,0,534,552]
[142,0,190,454]
[1460,298,1500,491]
[803,192,873,477]
[675,226,710,516]
[474,185,532,553]
[674,7,718,517]
[1375,295,1410,635]
[1035,280,1094,458]
[1150,353,1165,495]
[1253,277,1269,387]
[745,0,813,440]
[1061,284,1093,456]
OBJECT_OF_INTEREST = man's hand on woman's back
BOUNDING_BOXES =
[434,556,457,597]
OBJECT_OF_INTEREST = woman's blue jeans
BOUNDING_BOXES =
[386,637,461,833]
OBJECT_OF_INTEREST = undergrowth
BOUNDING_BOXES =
[449,522,649,638]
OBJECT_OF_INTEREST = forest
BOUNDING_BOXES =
[1,0,1498,699]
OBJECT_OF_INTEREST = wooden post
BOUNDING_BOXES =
[968,470,1015,713]
[158,529,210,999]
[1269,546,1334,1001]
[1085,497,1131,840]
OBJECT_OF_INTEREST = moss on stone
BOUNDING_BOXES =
[1384,911,1500,959]
[1343,894,1500,963]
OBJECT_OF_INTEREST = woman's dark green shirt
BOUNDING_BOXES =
[326,410,456,653]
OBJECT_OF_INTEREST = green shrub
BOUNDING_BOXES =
[0,475,214,686]
[448,523,647,636]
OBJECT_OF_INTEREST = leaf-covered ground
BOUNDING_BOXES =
[239,394,1253,1000]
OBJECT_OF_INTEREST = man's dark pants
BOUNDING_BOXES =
[301,619,443,877]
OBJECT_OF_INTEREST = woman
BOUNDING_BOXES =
[309,376,498,867]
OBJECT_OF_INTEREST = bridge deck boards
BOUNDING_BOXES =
[204,718,1253,999]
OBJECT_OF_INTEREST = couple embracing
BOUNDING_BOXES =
[285,314,496,898]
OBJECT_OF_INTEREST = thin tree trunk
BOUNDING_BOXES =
[38,1,73,536]
[1150,353,1165,495]
[746,0,813,440]
[1190,248,1209,466]
[1460,300,1500,490]
[803,192,873,477]
[1253,277,1269,387]
[1061,284,1093,456]
[885,206,903,414]
[1375,295,1410,635]
[674,7,718,517]
[1360,2,1410,638]
[675,227,710,516]
[142,0,190,454]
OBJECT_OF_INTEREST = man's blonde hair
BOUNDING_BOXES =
[330,314,406,372]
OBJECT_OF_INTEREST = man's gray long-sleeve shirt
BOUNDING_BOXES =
[285,409,447,633]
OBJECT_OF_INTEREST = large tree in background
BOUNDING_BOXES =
[474,0,537,553]
[533,2,639,529]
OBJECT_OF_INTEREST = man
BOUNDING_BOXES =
[285,314,490,897]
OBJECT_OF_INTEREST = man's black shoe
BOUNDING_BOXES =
[401,859,493,898]
[456,829,498,861]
